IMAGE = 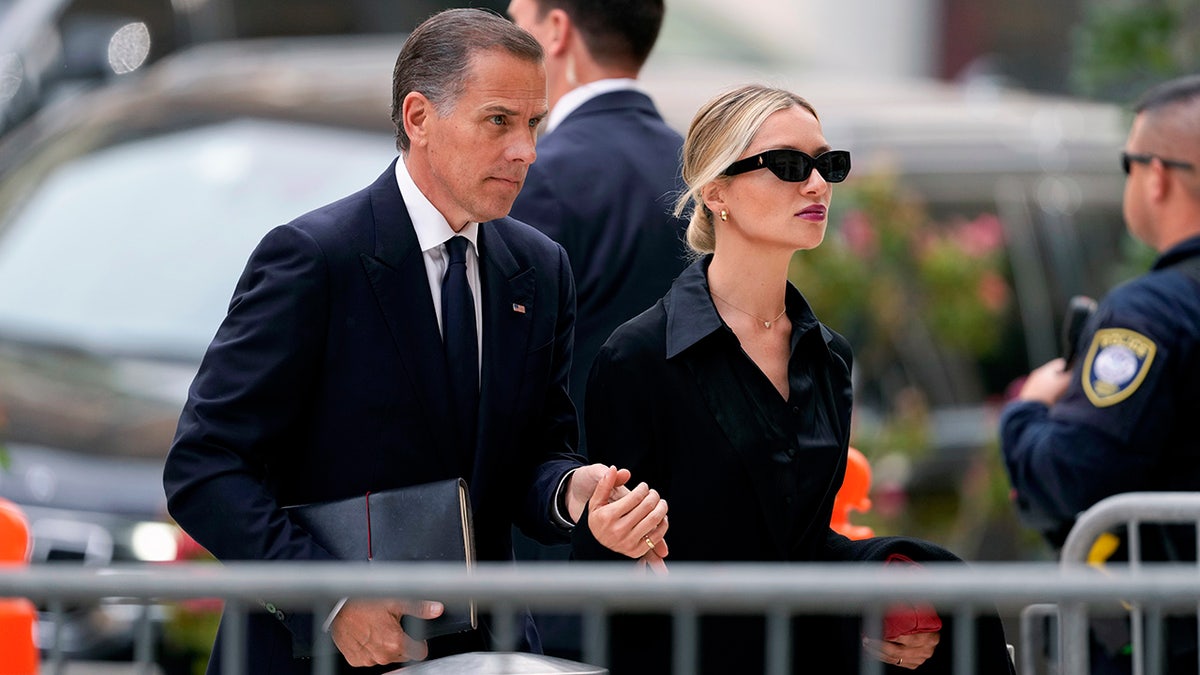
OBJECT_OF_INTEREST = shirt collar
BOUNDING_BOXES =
[395,156,479,254]
[664,256,824,359]
[1152,233,1200,271]
[544,78,641,135]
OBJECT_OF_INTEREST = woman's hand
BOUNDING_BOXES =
[580,465,670,560]
[862,632,940,670]
[635,548,669,574]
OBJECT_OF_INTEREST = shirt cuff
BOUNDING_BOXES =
[550,468,578,530]
[322,597,349,633]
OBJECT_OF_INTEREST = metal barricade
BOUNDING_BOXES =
[1020,491,1200,675]
[5,561,1200,675]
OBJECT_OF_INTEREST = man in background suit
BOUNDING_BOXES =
[507,0,688,430]
[504,0,687,658]
[163,9,667,673]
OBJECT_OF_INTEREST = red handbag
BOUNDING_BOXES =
[882,553,943,640]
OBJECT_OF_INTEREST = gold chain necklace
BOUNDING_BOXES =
[710,290,787,329]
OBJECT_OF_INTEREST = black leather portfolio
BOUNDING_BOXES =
[285,478,477,639]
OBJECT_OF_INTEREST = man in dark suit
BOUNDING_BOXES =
[163,9,667,674]
[506,0,688,429]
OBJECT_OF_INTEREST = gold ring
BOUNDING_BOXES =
[644,536,656,550]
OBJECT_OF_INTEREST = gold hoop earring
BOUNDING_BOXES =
[719,209,728,222]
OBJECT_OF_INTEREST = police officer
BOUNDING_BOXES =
[1000,74,1200,674]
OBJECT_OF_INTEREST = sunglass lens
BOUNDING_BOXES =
[770,151,812,182]
[1121,153,1131,175]
[757,150,852,182]
[820,151,851,183]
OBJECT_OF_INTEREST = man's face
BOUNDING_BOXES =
[419,50,547,227]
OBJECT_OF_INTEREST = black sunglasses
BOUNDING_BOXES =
[1121,151,1196,175]
[723,149,852,183]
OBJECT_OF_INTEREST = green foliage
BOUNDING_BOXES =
[161,602,221,675]
[790,174,1013,413]
[1113,233,1159,286]
[160,541,221,675]
[1071,0,1199,102]
[790,175,1030,556]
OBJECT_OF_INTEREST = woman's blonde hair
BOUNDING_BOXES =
[674,84,818,254]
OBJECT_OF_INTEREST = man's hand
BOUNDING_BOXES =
[1018,358,1072,405]
[575,464,670,560]
[329,598,443,667]
[565,463,631,523]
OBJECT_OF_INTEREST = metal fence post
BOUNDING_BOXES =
[765,604,790,675]
[671,603,697,675]
[220,600,245,675]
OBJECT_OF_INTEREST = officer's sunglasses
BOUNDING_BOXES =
[723,149,852,183]
[1121,151,1195,175]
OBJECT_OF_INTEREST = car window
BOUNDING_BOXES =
[0,117,396,361]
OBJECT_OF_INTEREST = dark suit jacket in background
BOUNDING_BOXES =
[163,160,585,674]
[508,89,688,431]
[506,88,688,657]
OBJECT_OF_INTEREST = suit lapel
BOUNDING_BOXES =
[359,162,458,475]
[474,221,536,477]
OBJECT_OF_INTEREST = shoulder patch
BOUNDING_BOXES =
[1081,328,1156,407]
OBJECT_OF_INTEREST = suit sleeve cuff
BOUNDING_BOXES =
[321,598,349,633]
[550,468,578,530]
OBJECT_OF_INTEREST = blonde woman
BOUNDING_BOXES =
[572,84,1014,674]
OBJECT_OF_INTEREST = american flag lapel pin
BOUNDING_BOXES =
[512,303,526,314]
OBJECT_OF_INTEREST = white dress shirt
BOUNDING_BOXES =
[543,78,641,135]
[394,158,483,375]
[323,157,579,633]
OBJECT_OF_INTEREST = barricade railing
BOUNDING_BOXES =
[1022,487,1200,672]
[4,561,1200,675]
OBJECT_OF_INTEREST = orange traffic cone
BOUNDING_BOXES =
[831,447,875,540]
[0,497,39,674]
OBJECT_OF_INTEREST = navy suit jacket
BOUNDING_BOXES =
[509,89,688,431]
[164,160,585,674]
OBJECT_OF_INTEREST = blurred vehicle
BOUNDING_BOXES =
[0,0,510,140]
[0,33,400,660]
[0,0,190,137]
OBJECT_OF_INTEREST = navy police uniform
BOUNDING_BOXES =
[1000,234,1200,673]
[1000,234,1200,546]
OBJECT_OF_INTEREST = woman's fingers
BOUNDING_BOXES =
[861,633,939,670]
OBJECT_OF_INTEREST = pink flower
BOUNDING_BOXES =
[977,270,1009,311]
[952,214,1005,258]
[840,210,877,257]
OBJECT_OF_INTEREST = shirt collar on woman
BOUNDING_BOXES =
[664,256,822,360]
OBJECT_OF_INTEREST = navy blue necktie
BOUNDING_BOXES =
[442,236,478,468]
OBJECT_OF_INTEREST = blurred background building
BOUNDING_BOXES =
[2,0,1195,129]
